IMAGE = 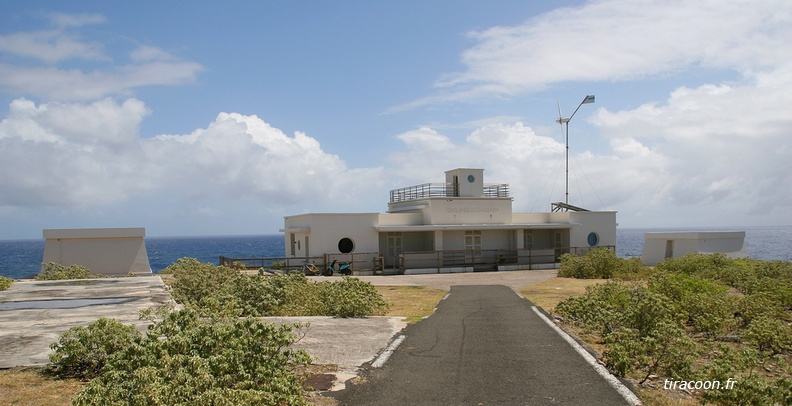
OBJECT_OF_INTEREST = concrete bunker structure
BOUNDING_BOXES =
[642,231,747,266]
[42,227,152,276]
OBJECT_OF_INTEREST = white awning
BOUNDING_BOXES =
[374,223,576,232]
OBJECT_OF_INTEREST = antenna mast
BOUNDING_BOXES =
[555,95,595,209]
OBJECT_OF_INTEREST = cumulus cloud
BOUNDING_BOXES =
[0,98,153,207]
[0,98,383,212]
[592,64,792,217]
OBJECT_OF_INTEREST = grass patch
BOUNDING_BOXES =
[376,285,447,321]
[519,277,607,311]
[0,367,85,406]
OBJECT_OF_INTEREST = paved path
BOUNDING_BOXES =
[335,285,639,406]
[313,269,558,291]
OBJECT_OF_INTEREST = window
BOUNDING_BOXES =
[338,237,354,253]
[465,230,482,252]
[523,230,533,249]
[587,232,599,246]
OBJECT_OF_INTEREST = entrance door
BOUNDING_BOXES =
[387,232,403,267]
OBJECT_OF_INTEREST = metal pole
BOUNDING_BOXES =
[565,120,570,206]
[560,95,594,209]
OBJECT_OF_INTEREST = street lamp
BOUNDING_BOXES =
[556,95,595,208]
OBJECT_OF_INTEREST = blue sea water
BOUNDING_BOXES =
[0,235,284,280]
[1,226,790,280]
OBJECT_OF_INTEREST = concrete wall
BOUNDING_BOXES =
[569,211,617,249]
[42,228,152,276]
[425,198,512,225]
[642,231,747,266]
[283,213,380,259]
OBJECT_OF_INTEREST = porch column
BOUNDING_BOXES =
[434,230,444,250]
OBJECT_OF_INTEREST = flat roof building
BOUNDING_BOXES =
[642,231,747,266]
[282,168,617,274]
[42,227,152,276]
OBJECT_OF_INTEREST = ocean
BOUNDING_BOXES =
[1,226,790,280]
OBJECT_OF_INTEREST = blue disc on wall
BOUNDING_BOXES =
[587,232,599,246]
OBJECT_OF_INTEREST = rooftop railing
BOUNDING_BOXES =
[389,182,509,203]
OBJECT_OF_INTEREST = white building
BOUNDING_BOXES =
[281,168,616,274]
[42,227,153,276]
[642,231,747,266]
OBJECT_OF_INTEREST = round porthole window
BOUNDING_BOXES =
[587,232,599,246]
[338,237,354,253]
[467,175,475,183]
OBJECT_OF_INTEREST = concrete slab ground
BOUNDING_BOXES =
[0,276,173,368]
[259,316,407,389]
[0,270,556,383]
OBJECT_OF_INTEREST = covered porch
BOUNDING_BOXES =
[376,223,592,274]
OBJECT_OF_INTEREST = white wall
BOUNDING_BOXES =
[569,211,617,249]
[42,228,152,276]
[283,213,380,258]
[425,198,513,225]
[642,231,747,266]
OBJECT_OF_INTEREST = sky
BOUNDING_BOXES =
[0,0,790,239]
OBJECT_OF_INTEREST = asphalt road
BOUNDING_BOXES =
[335,285,639,406]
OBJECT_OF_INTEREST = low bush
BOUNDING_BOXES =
[648,273,735,338]
[164,258,389,318]
[0,275,12,291]
[555,280,679,337]
[49,318,141,379]
[604,320,698,384]
[557,248,643,279]
[555,253,792,404]
[319,277,390,317]
[743,315,792,355]
[35,262,104,280]
[58,309,312,405]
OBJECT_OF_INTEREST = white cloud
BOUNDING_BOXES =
[0,99,383,213]
[0,61,204,101]
[0,30,107,63]
[402,0,791,106]
[0,13,204,101]
[47,12,106,29]
[0,98,153,207]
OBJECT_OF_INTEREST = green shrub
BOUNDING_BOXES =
[35,262,104,280]
[49,318,141,379]
[555,280,679,337]
[70,309,311,405]
[648,272,735,338]
[558,248,643,279]
[165,258,388,318]
[736,292,788,327]
[743,315,792,355]
[604,320,698,384]
[654,252,735,275]
[0,275,12,291]
[319,276,390,317]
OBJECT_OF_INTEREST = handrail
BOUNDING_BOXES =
[390,182,510,203]
[397,246,614,273]
[220,252,384,273]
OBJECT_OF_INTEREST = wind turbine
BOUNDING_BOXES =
[555,95,595,211]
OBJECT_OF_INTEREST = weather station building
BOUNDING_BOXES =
[281,168,616,275]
